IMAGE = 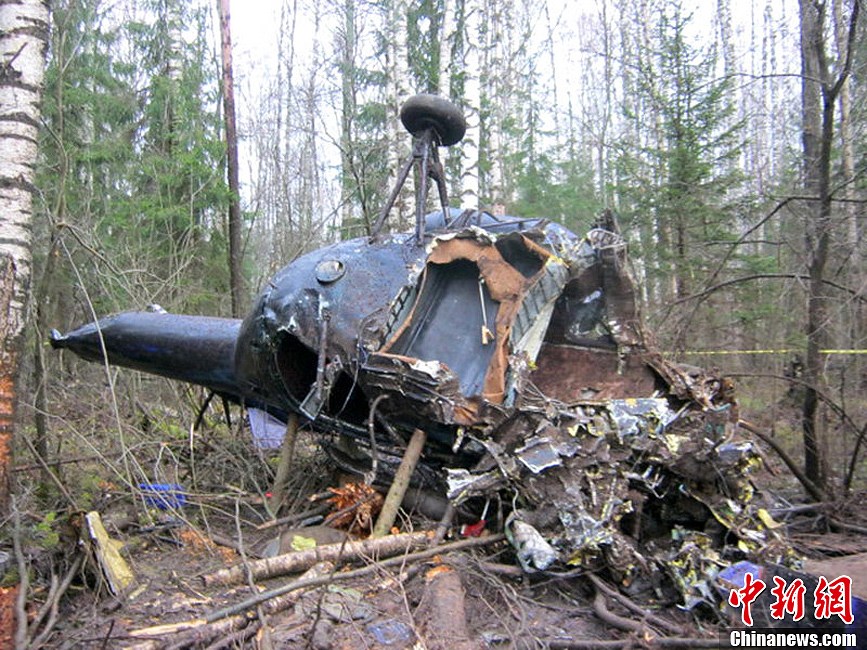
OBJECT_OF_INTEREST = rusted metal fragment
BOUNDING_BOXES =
[531,344,658,402]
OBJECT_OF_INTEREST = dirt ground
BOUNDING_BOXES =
[9,377,867,649]
[16,475,867,650]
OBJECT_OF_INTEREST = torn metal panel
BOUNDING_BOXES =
[367,227,570,426]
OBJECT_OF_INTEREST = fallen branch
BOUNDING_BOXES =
[201,623,260,650]
[28,555,84,649]
[473,560,524,578]
[432,502,456,546]
[829,518,867,536]
[255,504,329,531]
[267,414,299,515]
[132,561,334,641]
[587,574,682,636]
[207,531,260,558]
[205,533,506,624]
[11,454,101,473]
[738,419,825,502]
[372,427,427,538]
[769,502,829,517]
[591,589,644,634]
[202,530,431,587]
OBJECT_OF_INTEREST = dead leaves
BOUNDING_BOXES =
[323,482,384,534]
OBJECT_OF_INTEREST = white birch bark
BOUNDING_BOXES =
[461,0,480,208]
[0,0,50,509]
[0,0,48,316]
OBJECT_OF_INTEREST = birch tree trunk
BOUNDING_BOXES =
[460,0,480,208]
[0,0,50,514]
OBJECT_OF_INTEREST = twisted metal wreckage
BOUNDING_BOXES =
[52,95,793,612]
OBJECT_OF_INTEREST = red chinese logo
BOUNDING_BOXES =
[769,576,806,621]
[728,572,766,626]
[728,573,855,627]
[814,575,854,625]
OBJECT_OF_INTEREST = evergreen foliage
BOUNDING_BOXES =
[37,0,230,319]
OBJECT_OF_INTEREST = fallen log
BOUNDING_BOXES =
[205,534,506,624]
[416,564,478,650]
[202,530,431,587]
[131,561,334,641]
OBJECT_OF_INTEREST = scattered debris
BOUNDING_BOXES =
[367,618,414,646]
[138,483,187,510]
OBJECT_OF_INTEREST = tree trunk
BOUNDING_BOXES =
[218,0,244,317]
[798,0,860,492]
[460,0,480,207]
[339,0,360,231]
[799,0,826,489]
[0,0,50,515]
[832,0,863,394]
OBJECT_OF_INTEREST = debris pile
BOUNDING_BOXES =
[447,384,792,610]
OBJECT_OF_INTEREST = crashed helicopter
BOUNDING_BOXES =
[52,94,790,609]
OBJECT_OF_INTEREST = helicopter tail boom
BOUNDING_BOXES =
[50,312,243,397]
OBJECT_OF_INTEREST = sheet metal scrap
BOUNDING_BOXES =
[447,377,793,610]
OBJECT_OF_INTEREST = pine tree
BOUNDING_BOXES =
[614,0,744,326]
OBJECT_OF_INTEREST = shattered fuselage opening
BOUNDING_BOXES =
[386,258,500,398]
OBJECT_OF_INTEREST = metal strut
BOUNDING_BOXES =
[372,128,450,244]
[371,94,467,244]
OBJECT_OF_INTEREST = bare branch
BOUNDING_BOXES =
[665,273,864,309]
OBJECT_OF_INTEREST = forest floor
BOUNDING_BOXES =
[7,377,867,649]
